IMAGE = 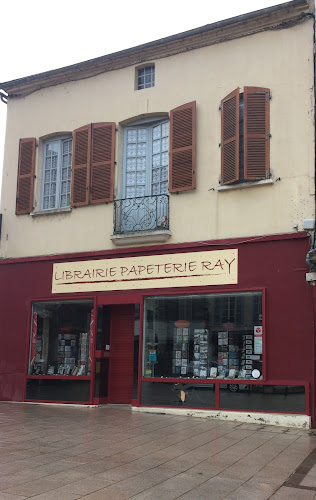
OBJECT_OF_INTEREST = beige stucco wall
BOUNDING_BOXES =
[0,18,314,259]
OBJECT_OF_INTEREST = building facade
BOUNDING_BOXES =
[0,0,315,427]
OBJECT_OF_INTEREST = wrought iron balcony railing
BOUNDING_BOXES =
[113,194,169,234]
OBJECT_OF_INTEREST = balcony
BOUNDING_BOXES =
[111,194,171,246]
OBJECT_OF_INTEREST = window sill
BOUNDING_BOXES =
[217,179,274,192]
[111,230,172,247]
[30,207,72,217]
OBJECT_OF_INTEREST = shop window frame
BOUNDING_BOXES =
[24,295,97,405]
[141,288,266,383]
[136,286,309,416]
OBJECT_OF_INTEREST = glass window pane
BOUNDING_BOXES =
[153,126,161,140]
[162,122,169,137]
[136,158,146,171]
[153,154,161,167]
[28,300,94,377]
[138,129,147,142]
[219,385,305,413]
[127,130,137,143]
[127,144,137,157]
[161,137,168,152]
[42,137,72,210]
[137,143,146,156]
[143,293,262,380]
[136,185,145,197]
[160,181,168,194]
[141,382,215,408]
[26,379,90,402]
[152,140,161,155]
[127,158,136,171]
[137,66,155,89]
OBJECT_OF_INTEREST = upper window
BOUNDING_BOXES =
[41,137,72,210]
[137,65,155,90]
[122,119,169,199]
[220,87,270,186]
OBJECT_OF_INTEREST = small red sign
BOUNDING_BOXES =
[174,320,190,328]
[255,326,263,336]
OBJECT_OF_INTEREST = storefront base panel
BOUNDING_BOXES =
[133,406,311,428]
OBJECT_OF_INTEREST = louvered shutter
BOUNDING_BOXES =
[221,88,239,185]
[169,101,196,192]
[71,124,91,207]
[16,138,36,215]
[244,87,270,180]
[90,123,116,204]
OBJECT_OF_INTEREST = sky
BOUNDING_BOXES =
[0,0,288,196]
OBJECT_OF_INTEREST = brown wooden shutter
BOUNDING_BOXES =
[71,124,91,207]
[90,122,116,204]
[169,101,196,192]
[16,138,36,215]
[221,88,239,185]
[244,87,270,180]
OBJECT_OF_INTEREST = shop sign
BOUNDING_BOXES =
[174,320,190,328]
[254,325,263,354]
[52,249,238,294]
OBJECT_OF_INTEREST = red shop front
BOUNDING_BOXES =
[0,233,314,427]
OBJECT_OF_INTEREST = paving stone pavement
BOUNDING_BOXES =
[0,402,315,499]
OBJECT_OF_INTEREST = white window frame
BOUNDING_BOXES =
[121,117,169,200]
[41,136,72,211]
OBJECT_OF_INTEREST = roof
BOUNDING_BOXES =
[0,0,313,99]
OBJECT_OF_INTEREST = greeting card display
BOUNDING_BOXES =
[172,327,189,376]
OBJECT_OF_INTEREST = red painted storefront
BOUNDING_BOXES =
[0,232,315,426]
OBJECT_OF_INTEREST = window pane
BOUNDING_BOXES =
[28,300,94,377]
[127,144,137,157]
[42,137,72,210]
[151,121,169,195]
[26,379,90,402]
[137,143,146,156]
[141,382,215,408]
[137,66,155,90]
[219,385,305,413]
[143,293,262,380]
[153,126,161,140]
[127,130,137,143]
[127,158,136,171]
[137,158,146,171]
[138,129,147,142]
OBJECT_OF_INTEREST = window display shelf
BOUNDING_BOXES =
[141,377,263,384]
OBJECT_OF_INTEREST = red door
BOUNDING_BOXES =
[108,305,135,404]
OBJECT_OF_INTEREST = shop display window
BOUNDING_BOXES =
[143,292,262,381]
[28,300,94,376]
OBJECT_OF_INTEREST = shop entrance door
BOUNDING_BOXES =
[93,303,136,405]
[108,304,135,404]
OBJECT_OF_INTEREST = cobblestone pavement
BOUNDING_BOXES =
[0,403,315,499]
